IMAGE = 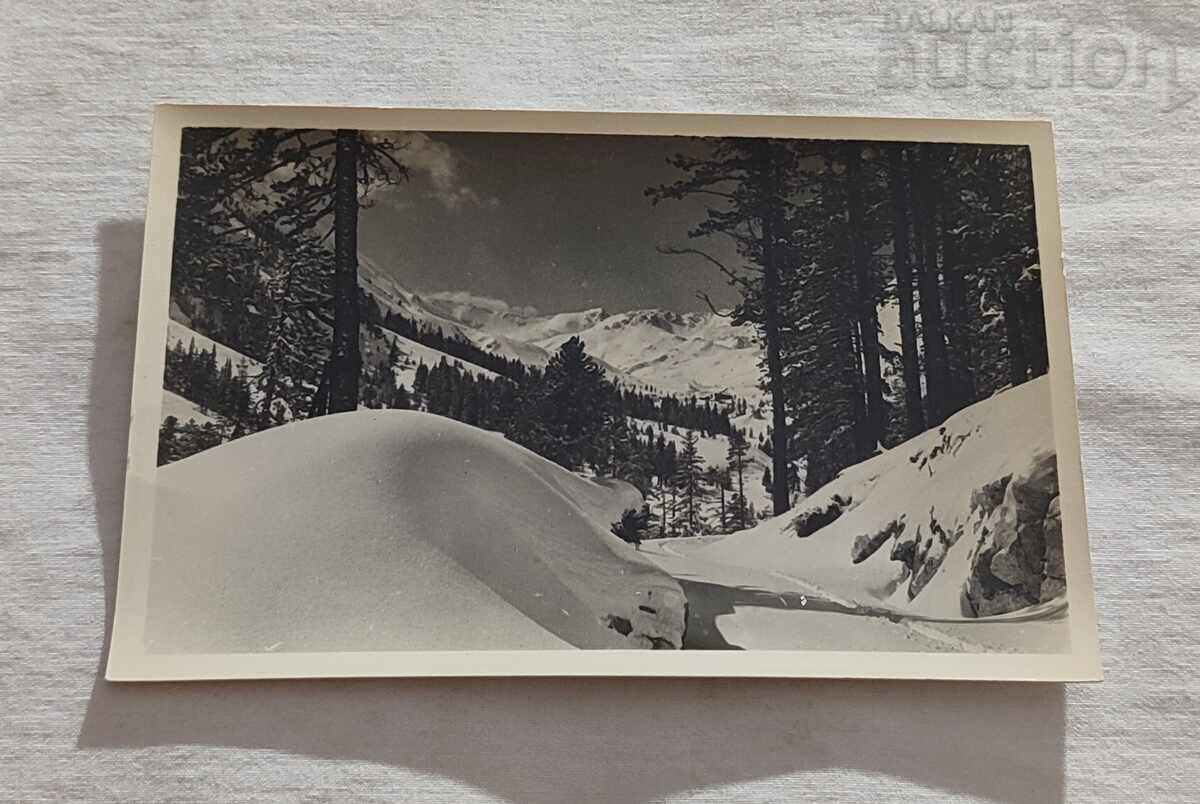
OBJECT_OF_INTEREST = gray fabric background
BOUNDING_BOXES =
[2,1,1197,801]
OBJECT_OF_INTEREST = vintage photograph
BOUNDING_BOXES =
[107,108,1099,680]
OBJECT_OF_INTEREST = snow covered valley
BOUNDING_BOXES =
[134,129,1083,669]
[154,259,1069,655]
[146,371,1068,654]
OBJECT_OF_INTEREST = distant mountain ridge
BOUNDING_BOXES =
[359,256,764,401]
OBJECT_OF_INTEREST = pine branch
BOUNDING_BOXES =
[362,140,411,180]
[656,244,751,291]
[695,291,736,319]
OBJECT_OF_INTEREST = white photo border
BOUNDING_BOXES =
[106,106,1101,682]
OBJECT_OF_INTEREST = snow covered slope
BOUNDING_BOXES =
[166,318,261,374]
[632,417,774,518]
[361,326,501,389]
[144,410,686,653]
[693,377,1062,620]
[162,320,265,430]
[359,257,552,366]
[160,389,218,426]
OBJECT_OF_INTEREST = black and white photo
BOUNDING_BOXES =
[107,107,1100,680]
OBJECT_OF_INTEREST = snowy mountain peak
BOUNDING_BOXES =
[603,309,700,334]
[358,255,763,401]
[420,290,541,332]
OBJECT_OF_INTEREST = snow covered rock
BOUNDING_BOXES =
[850,516,902,564]
[795,494,851,539]
[964,451,1064,616]
[1040,497,1067,601]
[691,376,1062,619]
[144,410,686,653]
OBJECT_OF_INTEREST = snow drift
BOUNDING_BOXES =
[694,376,1064,619]
[144,411,686,653]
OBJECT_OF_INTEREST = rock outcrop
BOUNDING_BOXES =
[1039,497,1067,601]
[794,493,852,538]
[851,516,904,564]
[964,451,1065,616]
[718,378,1061,620]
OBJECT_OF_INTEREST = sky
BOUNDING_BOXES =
[358,131,743,316]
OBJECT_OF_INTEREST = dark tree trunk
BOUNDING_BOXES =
[846,143,885,453]
[915,144,951,425]
[1003,286,1030,385]
[669,484,677,536]
[735,456,745,524]
[942,229,976,412]
[329,130,362,414]
[307,358,332,418]
[759,144,792,516]
[1023,150,1050,378]
[1025,292,1049,376]
[889,145,926,437]
[1022,198,1051,381]
[660,478,668,538]
[691,482,700,532]
[258,375,278,429]
[848,317,869,458]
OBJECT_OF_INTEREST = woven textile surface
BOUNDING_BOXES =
[1,2,1197,801]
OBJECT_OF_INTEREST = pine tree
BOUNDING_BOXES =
[591,397,618,478]
[673,430,705,536]
[170,127,409,424]
[913,143,952,425]
[725,429,751,530]
[163,341,257,442]
[158,416,179,466]
[704,465,729,531]
[611,505,653,550]
[648,137,798,516]
[412,361,429,409]
[845,142,886,451]
[539,336,608,471]
[653,437,678,537]
[887,143,926,437]
[608,407,652,494]
[783,139,1044,465]
[784,142,877,488]
[329,130,362,412]
[946,144,1046,396]
[217,357,235,416]
[254,236,331,424]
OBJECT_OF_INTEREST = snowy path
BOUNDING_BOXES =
[639,538,1070,653]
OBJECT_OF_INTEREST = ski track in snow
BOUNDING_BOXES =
[638,540,940,651]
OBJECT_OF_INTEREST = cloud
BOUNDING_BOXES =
[400,132,499,210]
[423,289,539,318]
